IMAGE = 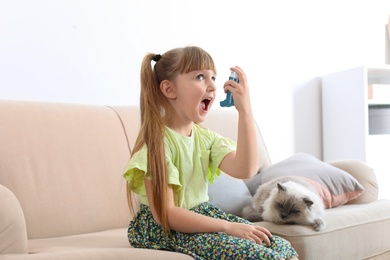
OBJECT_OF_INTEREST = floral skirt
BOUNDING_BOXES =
[128,202,298,260]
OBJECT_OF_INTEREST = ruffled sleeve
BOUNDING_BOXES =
[123,146,148,196]
[123,144,183,196]
[207,130,236,184]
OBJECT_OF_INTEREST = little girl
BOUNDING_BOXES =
[124,46,298,259]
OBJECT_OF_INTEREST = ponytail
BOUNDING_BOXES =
[128,53,169,233]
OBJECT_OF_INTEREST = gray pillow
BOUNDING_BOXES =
[208,173,252,216]
[245,153,364,208]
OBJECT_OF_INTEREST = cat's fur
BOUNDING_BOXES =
[242,176,326,231]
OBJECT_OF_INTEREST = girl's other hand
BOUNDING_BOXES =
[224,222,272,246]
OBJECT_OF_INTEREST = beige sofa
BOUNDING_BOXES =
[1,100,390,260]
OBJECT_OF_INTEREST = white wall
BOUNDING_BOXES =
[1,0,389,163]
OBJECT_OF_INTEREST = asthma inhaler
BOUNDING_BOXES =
[220,71,239,107]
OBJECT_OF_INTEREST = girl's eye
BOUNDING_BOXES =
[211,76,216,82]
[196,74,205,80]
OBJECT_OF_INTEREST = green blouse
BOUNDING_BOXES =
[123,124,236,209]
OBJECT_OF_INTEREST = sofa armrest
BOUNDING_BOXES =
[0,184,28,254]
[328,160,379,204]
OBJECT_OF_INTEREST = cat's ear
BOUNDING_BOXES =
[303,198,314,207]
[277,183,286,193]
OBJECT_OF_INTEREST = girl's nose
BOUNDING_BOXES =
[207,80,217,92]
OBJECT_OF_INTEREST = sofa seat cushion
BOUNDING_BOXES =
[27,228,130,253]
[0,229,193,260]
[255,200,390,259]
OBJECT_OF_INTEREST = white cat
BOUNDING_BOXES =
[242,176,326,231]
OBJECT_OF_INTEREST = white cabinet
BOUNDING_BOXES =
[321,65,390,199]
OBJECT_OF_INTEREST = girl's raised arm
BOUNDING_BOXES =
[219,67,259,179]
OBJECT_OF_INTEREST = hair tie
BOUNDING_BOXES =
[152,54,162,62]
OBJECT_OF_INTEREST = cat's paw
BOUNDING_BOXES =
[312,218,326,231]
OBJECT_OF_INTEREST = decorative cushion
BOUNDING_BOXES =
[245,153,365,208]
[208,173,252,216]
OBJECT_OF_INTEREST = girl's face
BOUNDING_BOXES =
[165,69,217,134]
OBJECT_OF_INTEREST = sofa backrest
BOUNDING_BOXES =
[0,101,134,239]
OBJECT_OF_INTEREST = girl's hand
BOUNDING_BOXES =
[224,222,272,246]
[223,66,252,114]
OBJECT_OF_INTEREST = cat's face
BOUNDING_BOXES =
[272,183,313,224]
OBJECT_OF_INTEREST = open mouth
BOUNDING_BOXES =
[201,99,212,112]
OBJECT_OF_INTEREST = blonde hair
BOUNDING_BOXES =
[127,46,216,233]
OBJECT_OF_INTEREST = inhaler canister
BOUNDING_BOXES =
[220,71,239,107]
[229,71,239,83]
